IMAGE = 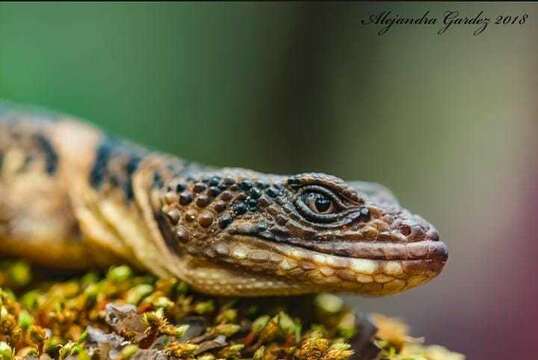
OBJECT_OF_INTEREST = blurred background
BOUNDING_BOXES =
[0,3,536,359]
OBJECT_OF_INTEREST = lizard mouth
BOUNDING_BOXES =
[249,230,448,262]
[227,217,447,263]
[213,232,448,296]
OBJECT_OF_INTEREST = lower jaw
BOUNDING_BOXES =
[284,257,446,296]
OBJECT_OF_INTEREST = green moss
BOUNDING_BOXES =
[0,260,464,360]
[0,342,13,360]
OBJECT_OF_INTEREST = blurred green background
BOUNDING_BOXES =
[1,3,536,359]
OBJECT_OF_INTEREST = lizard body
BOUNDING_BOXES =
[0,103,447,296]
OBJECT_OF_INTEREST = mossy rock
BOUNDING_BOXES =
[0,260,463,360]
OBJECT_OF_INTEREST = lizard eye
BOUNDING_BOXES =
[303,192,334,214]
[295,186,345,223]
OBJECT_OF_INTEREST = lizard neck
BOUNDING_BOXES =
[52,119,212,278]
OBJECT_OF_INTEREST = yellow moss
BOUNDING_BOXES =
[0,261,464,360]
[399,344,465,360]
[372,313,417,351]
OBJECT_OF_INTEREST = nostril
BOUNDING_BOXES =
[399,224,412,236]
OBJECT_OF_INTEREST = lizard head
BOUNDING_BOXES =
[157,169,447,296]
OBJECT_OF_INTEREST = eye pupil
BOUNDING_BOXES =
[314,194,331,212]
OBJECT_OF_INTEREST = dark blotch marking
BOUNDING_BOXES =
[125,155,141,176]
[266,187,280,198]
[239,180,253,191]
[218,214,233,229]
[153,172,164,188]
[287,177,302,187]
[209,176,221,186]
[123,182,135,200]
[208,186,221,197]
[35,134,58,174]
[233,202,247,215]
[246,198,258,211]
[123,155,142,200]
[248,187,262,199]
[90,138,115,188]
[179,192,193,205]
[90,136,148,200]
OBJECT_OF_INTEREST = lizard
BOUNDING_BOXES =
[0,102,447,296]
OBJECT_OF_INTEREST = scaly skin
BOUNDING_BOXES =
[0,103,447,296]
